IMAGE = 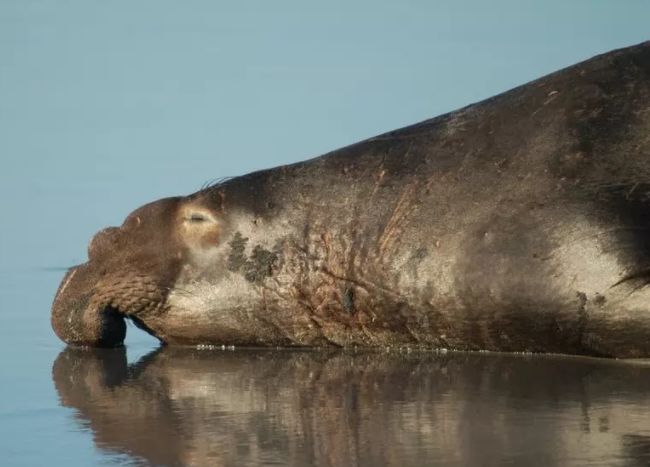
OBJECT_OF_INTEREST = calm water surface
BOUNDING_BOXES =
[2,271,650,466]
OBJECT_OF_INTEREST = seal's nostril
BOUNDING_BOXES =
[88,227,120,260]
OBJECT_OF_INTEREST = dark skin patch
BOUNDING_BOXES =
[342,287,355,314]
[227,232,248,273]
[227,232,278,284]
[593,294,607,307]
[243,246,278,283]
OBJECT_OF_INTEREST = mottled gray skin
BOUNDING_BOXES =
[53,41,650,357]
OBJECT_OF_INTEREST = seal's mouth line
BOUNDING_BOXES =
[101,302,136,320]
[99,304,129,325]
[100,301,164,343]
[103,303,123,314]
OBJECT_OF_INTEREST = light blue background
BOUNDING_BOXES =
[0,1,649,465]
[2,1,650,271]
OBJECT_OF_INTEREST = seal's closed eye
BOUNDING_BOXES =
[178,206,220,251]
[188,213,207,223]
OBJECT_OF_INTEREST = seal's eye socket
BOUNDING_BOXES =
[188,213,207,223]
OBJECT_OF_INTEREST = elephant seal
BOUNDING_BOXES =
[52,41,650,357]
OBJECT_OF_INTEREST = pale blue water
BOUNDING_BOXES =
[2,2,650,466]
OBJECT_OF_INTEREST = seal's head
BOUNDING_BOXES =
[51,196,221,347]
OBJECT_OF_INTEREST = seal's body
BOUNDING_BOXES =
[52,42,650,357]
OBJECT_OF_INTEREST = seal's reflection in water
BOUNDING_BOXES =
[53,348,650,467]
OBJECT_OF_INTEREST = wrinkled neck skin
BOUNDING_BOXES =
[51,162,424,349]
[134,162,434,348]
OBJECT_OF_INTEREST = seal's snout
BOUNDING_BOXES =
[51,264,126,348]
[52,197,187,347]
